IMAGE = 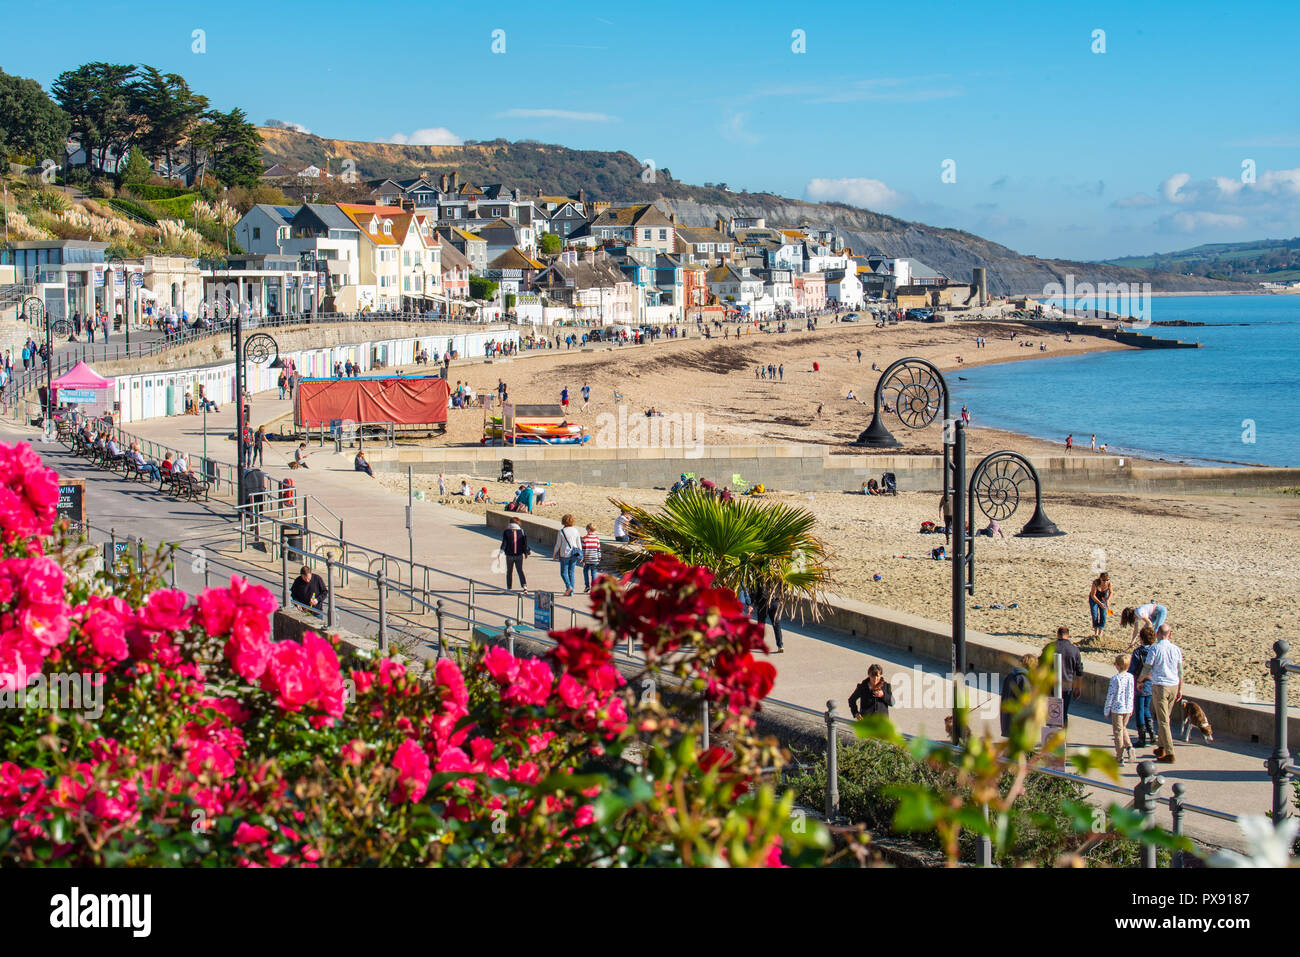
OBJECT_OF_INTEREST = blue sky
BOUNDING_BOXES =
[8,0,1298,260]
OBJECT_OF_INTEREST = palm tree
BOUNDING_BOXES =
[611,488,832,617]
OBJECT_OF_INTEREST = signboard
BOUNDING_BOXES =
[93,265,105,288]
[56,479,86,532]
[103,539,132,573]
[533,591,553,630]
[59,389,99,405]
[132,272,144,286]
[1040,695,1066,770]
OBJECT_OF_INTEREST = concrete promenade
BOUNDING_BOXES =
[8,396,1287,854]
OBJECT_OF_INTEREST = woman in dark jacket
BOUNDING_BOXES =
[849,663,895,718]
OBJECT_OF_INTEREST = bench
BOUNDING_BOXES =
[167,473,210,503]
[122,458,153,483]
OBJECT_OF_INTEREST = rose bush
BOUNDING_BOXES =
[0,441,826,867]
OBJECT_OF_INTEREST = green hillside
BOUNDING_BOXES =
[1102,238,1300,282]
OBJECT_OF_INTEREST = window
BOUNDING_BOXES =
[659,230,667,240]
[252,227,261,239]
[643,229,651,240]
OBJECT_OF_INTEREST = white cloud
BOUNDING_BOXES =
[498,109,617,122]
[720,112,761,146]
[381,128,464,146]
[1257,167,1300,195]
[1161,173,1193,203]
[265,118,311,134]
[1165,211,1248,232]
[804,177,904,212]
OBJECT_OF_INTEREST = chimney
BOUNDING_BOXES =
[439,172,449,192]
[537,186,543,197]
[451,170,460,190]
[420,171,429,181]
[578,188,586,204]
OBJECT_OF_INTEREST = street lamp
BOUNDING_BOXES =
[24,296,70,426]
[107,254,130,351]
[852,356,954,539]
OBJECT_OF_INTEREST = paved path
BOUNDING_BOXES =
[8,402,1278,854]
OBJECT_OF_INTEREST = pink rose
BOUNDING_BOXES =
[139,589,194,634]
[391,738,431,803]
[233,822,270,846]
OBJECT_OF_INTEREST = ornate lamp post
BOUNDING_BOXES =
[852,356,954,537]
[232,302,281,504]
[107,254,129,350]
[24,296,71,424]
[852,363,1064,748]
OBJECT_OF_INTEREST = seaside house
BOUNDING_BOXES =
[435,226,489,272]
[706,264,766,314]
[336,203,407,311]
[674,226,733,266]
[234,204,296,255]
[284,203,363,310]
[531,249,635,325]
[824,267,865,309]
[436,236,472,308]
[475,217,536,259]
[573,204,676,254]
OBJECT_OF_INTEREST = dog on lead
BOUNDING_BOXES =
[1180,700,1214,743]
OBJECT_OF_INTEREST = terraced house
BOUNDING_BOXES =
[572,204,676,254]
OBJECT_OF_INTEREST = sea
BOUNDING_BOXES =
[950,295,1300,468]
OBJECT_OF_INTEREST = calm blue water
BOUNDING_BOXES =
[952,295,1300,467]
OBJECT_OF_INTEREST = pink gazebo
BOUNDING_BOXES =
[51,361,115,412]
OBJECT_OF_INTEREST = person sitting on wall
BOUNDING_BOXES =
[354,450,374,477]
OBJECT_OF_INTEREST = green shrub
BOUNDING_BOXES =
[107,197,158,225]
[784,738,1160,867]
[132,184,192,201]
[148,194,198,219]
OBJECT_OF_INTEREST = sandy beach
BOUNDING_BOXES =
[423,318,1142,460]
[379,470,1299,704]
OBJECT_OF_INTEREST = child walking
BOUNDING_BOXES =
[1104,653,1135,764]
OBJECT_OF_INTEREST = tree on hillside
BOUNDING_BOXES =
[0,69,70,163]
[206,108,262,187]
[132,66,208,177]
[118,146,151,186]
[52,62,138,173]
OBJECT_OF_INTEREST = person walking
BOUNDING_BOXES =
[580,523,602,592]
[1088,571,1111,640]
[1041,626,1084,729]
[581,382,591,412]
[998,654,1036,737]
[856,349,862,363]
[500,516,531,590]
[253,426,266,467]
[553,514,584,597]
[278,371,287,400]
[848,664,894,718]
[1128,627,1158,748]
[1104,653,1135,764]
[750,580,784,653]
[1140,624,1183,763]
